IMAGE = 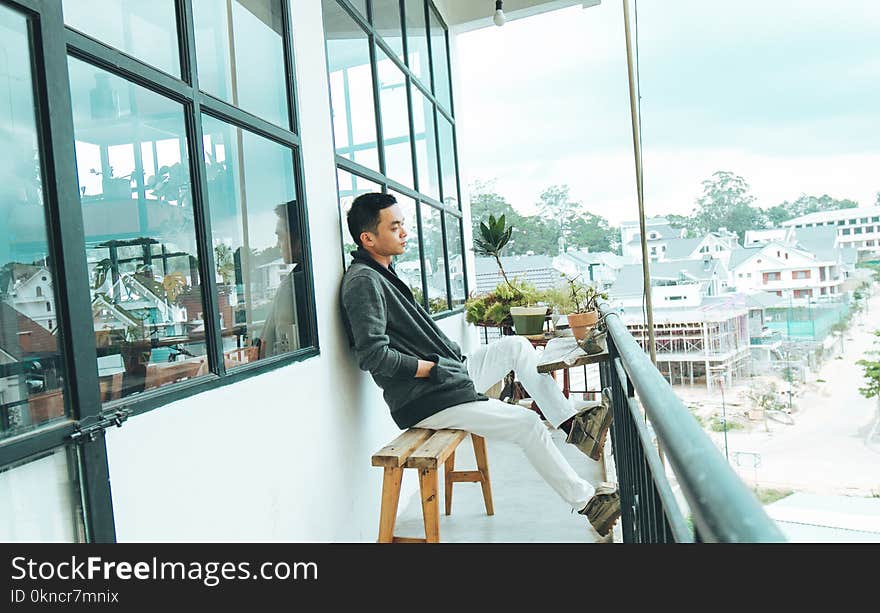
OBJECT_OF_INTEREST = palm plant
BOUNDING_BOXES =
[473,214,517,293]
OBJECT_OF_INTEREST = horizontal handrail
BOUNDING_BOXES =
[602,308,786,542]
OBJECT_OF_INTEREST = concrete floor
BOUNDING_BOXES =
[392,424,619,543]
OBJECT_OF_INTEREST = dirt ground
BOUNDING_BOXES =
[670,285,880,496]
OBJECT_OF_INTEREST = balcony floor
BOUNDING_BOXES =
[392,424,616,543]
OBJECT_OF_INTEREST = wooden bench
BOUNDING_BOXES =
[371,428,494,543]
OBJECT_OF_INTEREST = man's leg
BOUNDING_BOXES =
[414,398,594,512]
[466,336,576,428]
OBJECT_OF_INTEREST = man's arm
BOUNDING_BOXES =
[342,275,431,379]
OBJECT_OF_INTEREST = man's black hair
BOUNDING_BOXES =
[347,192,397,247]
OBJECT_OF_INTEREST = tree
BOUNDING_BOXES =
[536,185,580,246]
[766,194,859,226]
[692,171,765,243]
[567,212,617,253]
[857,330,880,401]
[666,214,700,238]
[875,191,880,207]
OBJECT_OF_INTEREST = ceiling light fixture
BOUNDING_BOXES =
[493,0,505,26]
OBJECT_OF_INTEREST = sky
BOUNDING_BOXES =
[454,0,880,227]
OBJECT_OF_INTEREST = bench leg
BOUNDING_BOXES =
[378,467,403,543]
[444,451,455,516]
[472,434,494,516]
[419,467,440,543]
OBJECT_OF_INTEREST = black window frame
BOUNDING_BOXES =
[323,0,467,318]
[0,0,318,542]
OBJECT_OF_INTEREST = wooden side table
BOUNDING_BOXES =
[535,336,608,399]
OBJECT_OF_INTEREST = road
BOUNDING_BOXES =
[716,287,880,496]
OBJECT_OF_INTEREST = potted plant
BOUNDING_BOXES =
[465,278,542,331]
[468,214,548,334]
[561,274,607,340]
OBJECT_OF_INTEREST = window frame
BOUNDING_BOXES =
[0,0,318,542]
[324,0,467,317]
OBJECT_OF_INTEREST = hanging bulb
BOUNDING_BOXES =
[493,0,505,26]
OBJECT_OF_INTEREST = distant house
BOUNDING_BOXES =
[782,205,880,256]
[728,228,846,303]
[662,228,739,267]
[552,249,633,288]
[2,265,56,332]
[474,254,559,293]
[104,273,187,338]
[619,217,685,262]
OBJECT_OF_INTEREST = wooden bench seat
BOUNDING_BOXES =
[372,428,494,543]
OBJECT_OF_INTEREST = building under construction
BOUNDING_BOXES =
[618,297,751,392]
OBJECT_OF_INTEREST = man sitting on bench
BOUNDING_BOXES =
[340,193,620,537]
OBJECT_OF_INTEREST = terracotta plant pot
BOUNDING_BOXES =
[567,310,598,340]
[509,306,547,336]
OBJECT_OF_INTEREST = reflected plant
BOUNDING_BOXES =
[214,244,235,285]
[145,162,190,206]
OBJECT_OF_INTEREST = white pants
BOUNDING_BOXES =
[414,336,595,511]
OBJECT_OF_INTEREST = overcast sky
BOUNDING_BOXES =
[455,0,880,226]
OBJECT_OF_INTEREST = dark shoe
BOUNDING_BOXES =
[565,388,613,461]
[579,482,621,537]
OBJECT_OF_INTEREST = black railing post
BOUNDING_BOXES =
[599,305,785,543]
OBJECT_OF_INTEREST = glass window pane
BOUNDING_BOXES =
[323,1,380,172]
[194,0,289,128]
[376,48,413,187]
[68,58,209,401]
[445,213,465,307]
[372,0,404,59]
[0,448,85,542]
[428,9,451,109]
[201,115,313,362]
[337,168,382,266]
[411,85,439,201]
[1,7,68,439]
[420,203,448,312]
[62,0,180,77]
[404,0,429,81]
[388,191,423,298]
[437,115,458,208]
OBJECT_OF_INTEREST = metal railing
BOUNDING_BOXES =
[599,307,786,542]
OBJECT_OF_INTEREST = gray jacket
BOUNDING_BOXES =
[340,248,486,428]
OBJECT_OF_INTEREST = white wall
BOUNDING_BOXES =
[105,0,473,543]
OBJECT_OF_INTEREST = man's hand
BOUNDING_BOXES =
[416,359,436,378]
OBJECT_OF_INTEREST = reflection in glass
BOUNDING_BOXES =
[420,204,448,313]
[388,191,424,300]
[1,8,67,439]
[404,0,429,81]
[428,9,451,109]
[437,116,458,209]
[323,0,380,172]
[372,0,404,59]
[411,84,439,201]
[201,115,311,362]
[337,169,381,267]
[0,448,85,542]
[445,213,465,307]
[68,58,208,402]
[62,0,180,77]
[193,0,289,128]
[376,48,413,187]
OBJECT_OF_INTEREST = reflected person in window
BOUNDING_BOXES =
[339,193,620,537]
[257,200,309,358]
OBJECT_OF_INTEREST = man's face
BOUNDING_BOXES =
[361,204,407,258]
